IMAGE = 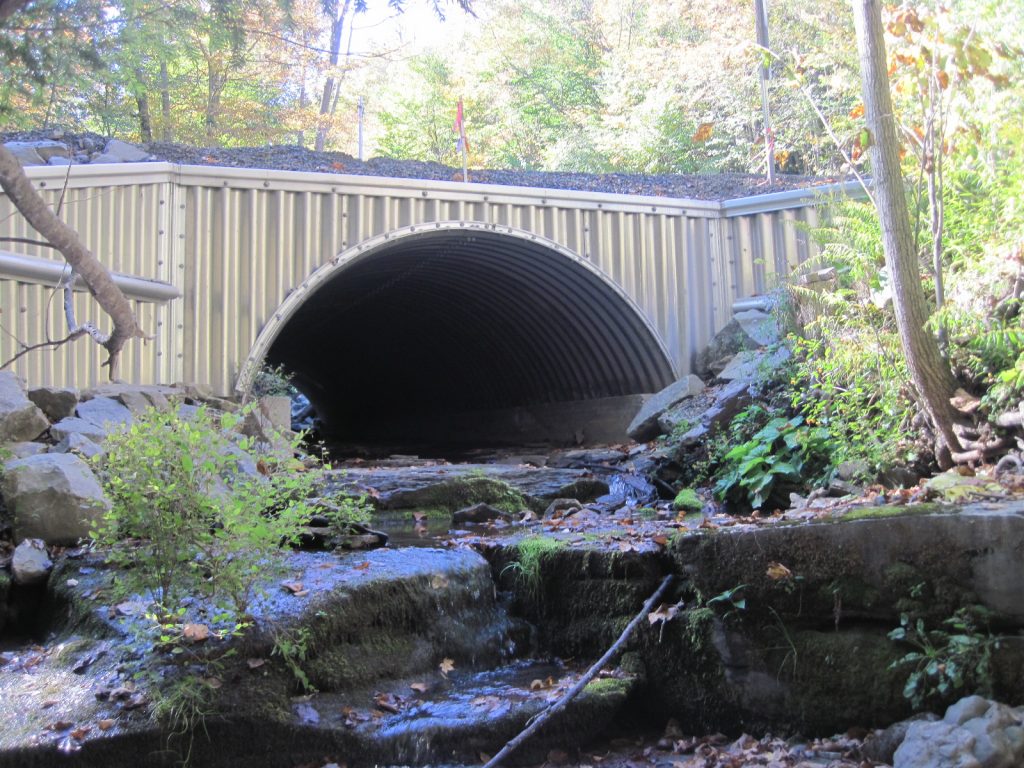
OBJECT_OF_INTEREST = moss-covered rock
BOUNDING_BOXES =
[385,476,529,514]
[673,488,703,512]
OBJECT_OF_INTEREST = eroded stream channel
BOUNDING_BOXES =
[2,450,1024,768]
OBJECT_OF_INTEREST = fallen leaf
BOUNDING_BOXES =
[48,721,73,732]
[648,601,683,626]
[353,561,371,572]
[247,658,266,670]
[203,676,222,689]
[182,623,210,643]
[281,581,309,597]
[97,719,115,732]
[699,518,719,530]
[256,458,271,477]
[41,700,58,709]
[652,535,669,548]
[372,692,404,714]
[70,726,90,741]
[409,682,428,694]
[439,658,455,677]
[766,562,793,581]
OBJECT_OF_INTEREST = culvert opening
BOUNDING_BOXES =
[263,228,675,453]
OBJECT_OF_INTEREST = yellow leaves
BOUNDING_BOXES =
[409,681,429,694]
[848,103,864,120]
[439,657,455,677]
[692,122,714,143]
[530,676,557,691]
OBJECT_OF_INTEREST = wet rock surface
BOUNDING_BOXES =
[1,130,839,201]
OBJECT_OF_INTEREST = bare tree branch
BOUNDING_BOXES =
[0,145,143,379]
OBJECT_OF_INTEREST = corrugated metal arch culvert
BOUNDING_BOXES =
[236,222,677,430]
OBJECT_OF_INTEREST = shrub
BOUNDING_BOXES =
[92,404,324,616]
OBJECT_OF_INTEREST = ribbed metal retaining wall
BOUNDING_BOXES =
[0,163,856,396]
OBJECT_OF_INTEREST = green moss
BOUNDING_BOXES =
[840,503,949,522]
[583,677,632,698]
[635,507,657,519]
[506,536,564,599]
[388,477,527,514]
[673,488,703,512]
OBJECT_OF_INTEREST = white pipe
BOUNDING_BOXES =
[0,250,180,303]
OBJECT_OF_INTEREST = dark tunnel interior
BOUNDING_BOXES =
[266,229,675,451]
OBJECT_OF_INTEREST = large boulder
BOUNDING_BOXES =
[627,374,705,442]
[50,416,109,444]
[91,138,150,163]
[76,396,133,430]
[28,386,79,421]
[894,696,1024,768]
[1,453,111,544]
[695,309,779,380]
[0,372,50,442]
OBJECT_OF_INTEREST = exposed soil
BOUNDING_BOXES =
[2,129,841,202]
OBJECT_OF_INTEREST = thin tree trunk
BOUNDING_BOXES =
[206,70,226,145]
[135,71,153,143]
[159,60,173,141]
[852,0,961,465]
[315,0,352,152]
[0,145,142,378]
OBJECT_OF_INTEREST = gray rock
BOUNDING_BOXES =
[544,498,582,519]
[50,417,109,444]
[258,395,292,432]
[28,386,79,421]
[695,316,766,379]
[894,697,1024,768]
[11,539,53,586]
[5,442,47,459]
[716,346,791,382]
[627,374,706,442]
[76,397,133,430]
[48,156,72,166]
[733,308,780,346]
[1,452,111,544]
[947,696,993,726]
[100,138,150,162]
[837,459,871,482]
[894,720,979,768]
[0,372,50,442]
[864,714,940,764]
[54,432,105,460]
[3,140,68,166]
[453,502,509,524]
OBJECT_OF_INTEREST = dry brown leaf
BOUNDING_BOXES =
[247,658,266,670]
[439,658,455,677]
[766,562,793,581]
[281,581,305,595]
[354,561,371,572]
[70,726,90,741]
[182,623,209,643]
[409,682,428,694]
[97,719,115,732]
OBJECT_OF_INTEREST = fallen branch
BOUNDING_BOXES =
[482,573,674,768]
[0,330,84,370]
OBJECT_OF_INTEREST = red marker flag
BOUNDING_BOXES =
[453,99,469,154]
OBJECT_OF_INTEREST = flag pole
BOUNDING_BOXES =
[754,0,776,184]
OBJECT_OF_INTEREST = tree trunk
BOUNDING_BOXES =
[135,69,153,143]
[206,70,226,145]
[315,0,351,152]
[159,60,173,141]
[852,0,962,464]
[0,145,142,378]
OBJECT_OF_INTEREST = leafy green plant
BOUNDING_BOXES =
[250,363,296,398]
[888,608,1001,709]
[92,404,321,616]
[713,416,830,510]
[272,627,316,693]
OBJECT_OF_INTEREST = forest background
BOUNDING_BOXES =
[1,0,901,175]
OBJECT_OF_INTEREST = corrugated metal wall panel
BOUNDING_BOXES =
[1,167,829,395]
